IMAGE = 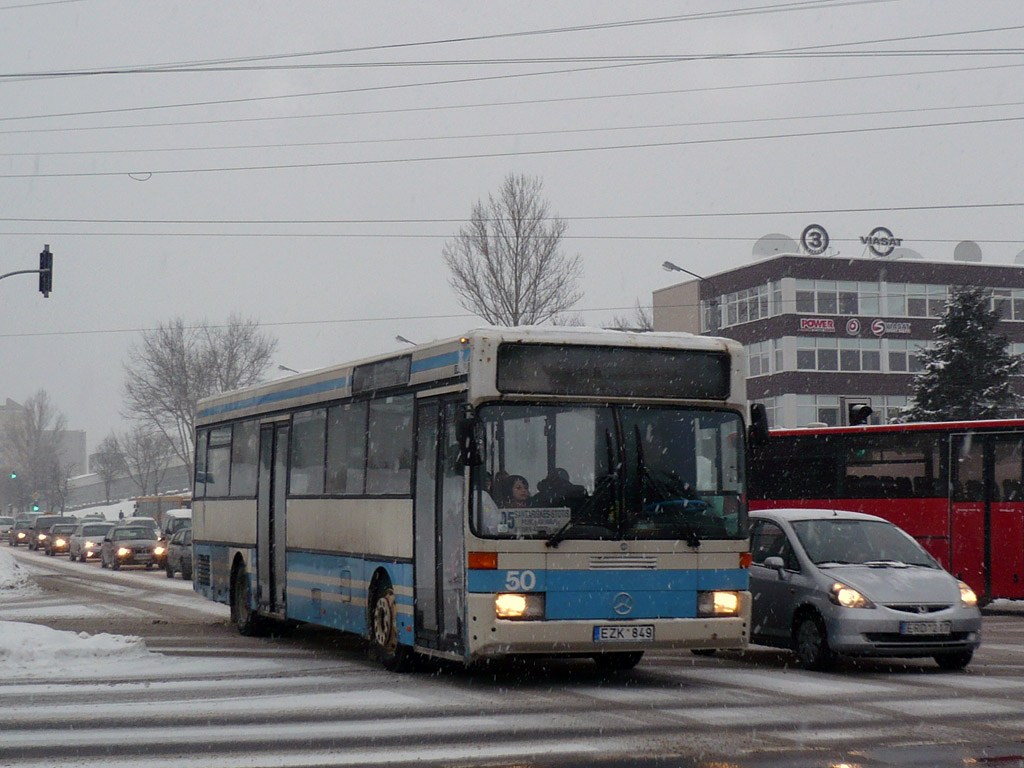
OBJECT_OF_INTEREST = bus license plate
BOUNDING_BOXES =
[900,620,951,635]
[594,624,654,642]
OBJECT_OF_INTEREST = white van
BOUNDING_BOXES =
[161,508,192,539]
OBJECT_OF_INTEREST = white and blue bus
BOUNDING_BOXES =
[192,327,754,670]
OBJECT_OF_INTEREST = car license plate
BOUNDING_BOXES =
[900,620,951,635]
[594,624,654,642]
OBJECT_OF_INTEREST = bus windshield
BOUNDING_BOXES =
[471,404,745,541]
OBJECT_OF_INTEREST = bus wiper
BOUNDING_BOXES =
[545,518,575,549]
[548,432,618,549]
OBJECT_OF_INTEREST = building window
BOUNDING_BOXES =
[887,340,927,373]
[796,395,840,427]
[748,341,771,377]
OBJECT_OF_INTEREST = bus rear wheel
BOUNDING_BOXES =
[231,565,262,637]
[592,651,644,671]
[370,581,413,672]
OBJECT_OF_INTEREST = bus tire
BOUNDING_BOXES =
[934,650,973,670]
[369,580,413,672]
[231,564,262,637]
[592,651,644,671]
[793,613,833,671]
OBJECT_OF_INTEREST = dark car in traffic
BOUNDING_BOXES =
[44,523,79,556]
[8,515,40,546]
[164,527,192,580]
[748,508,982,671]
[27,515,78,551]
[100,525,166,570]
[69,521,116,562]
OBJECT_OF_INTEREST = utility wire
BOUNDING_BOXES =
[2,113,1021,179]
[3,98,1023,158]
[4,59,1021,138]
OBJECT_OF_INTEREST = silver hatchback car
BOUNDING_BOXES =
[749,508,982,670]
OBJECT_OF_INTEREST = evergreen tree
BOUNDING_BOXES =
[902,286,1023,422]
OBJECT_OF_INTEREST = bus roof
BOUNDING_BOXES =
[196,326,742,425]
[770,417,1024,438]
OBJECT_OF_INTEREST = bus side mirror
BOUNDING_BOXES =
[456,404,483,467]
[748,403,769,448]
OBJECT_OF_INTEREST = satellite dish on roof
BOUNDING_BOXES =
[953,240,982,262]
[752,233,799,259]
[890,247,923,260]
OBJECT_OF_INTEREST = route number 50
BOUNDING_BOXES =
[504,570,537,591]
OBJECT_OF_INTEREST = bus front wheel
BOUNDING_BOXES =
[370,581,413,672]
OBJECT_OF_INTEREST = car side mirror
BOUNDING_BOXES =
[763,555,785,575]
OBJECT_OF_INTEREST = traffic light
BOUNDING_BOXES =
[9,471,16,479]
[848,403,874,426]
[39,245,52,297]
[32,503,40,512]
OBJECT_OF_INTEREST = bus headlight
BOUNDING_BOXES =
[697,590,741,617]
[958,581,978,607]
[495,593,545,620]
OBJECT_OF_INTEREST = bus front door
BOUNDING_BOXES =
[951,432,1024,601]
[413,398,465,656]
[256,423,289,616]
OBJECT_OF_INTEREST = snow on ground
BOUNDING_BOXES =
[72,499,139,521]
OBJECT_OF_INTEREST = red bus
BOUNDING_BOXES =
[749,419,1024,602]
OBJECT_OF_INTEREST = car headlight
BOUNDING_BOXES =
[54,538,67,547]
[84,541,97,549]
[117,547,131,557]
[38,533,47,541]
[958,580,978,607]
[153,546,166,556]
[830,582,875,609]
[495,593,545,620]
[16,532,25,539]
[697,590,741,617]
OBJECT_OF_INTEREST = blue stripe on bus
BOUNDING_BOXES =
[410,348,467,374]
[197,375,351,418]
[467,568,748,621]
[285,551,414,644]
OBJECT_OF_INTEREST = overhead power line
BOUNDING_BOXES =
[3,98,1024,159]
[2,113,1022,180]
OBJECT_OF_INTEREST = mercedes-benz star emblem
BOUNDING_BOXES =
[612,592,634,615]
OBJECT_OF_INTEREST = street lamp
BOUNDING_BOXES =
[661,261,719,334]
[277,364,300,374]
[395,335,417,346]
[662,260,706,281]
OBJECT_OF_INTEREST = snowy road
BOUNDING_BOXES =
[2,547,1024,768]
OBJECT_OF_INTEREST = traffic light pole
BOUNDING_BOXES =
[0,244,52,297]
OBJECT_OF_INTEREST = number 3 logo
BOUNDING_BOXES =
[801,224,830,255]
[505,570,536,591]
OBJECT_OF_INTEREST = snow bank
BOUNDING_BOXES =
[0,547,33,593]
[0,549,150,674]
[0,620,150,669]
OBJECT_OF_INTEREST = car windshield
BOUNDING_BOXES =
[114,527,151,540]
[82,525,113,536]
[470,403,745,541]
[790,518,937,567]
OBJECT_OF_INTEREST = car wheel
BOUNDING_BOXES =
[231,565,263,636]
[934,650,973,670]
[369,579,413,671]
[181,565,192,581]
[100,555,108,568]
[111,559,120,571]
[165,563,175,578]
[592,651,644,671]
[69,551,77,562]
[794,614,834,671]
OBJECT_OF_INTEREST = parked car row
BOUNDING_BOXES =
[8,512,193,580]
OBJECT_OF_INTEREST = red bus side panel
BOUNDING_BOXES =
[991,503,1024,599]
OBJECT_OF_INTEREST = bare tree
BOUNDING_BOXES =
[608,299,654,332]
[118,425,172,497]
[443,173,582,326]
[1,389,70,512]
[91,433,125,504]
[122,314,277,480]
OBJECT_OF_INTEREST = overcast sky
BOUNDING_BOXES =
[2,0,1023,451]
